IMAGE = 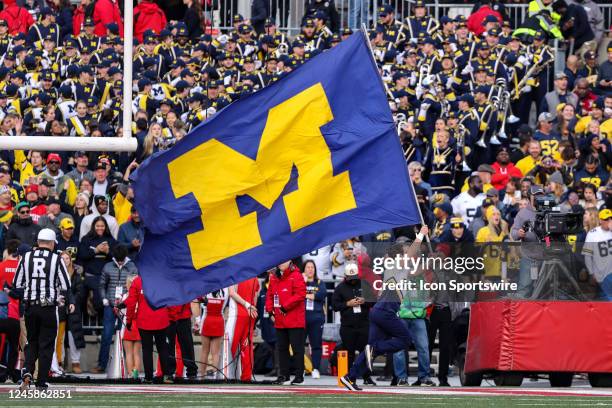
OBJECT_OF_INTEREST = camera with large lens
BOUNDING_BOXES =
[532,195,583,246]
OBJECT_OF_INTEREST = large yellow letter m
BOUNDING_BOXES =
[168,83,357,269]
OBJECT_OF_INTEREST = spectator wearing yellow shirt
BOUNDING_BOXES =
[516,140,543,176]
[475,206,509,278]
[574,98,605,136]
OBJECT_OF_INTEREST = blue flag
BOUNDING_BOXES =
[130,32,421,307]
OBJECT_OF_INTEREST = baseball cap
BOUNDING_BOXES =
[344,263,359,279]
[483,15,498,24]
[25,184,39,195]
[457,94,474,105]
[450,217,465,228]
[592,98,604,110]
[16,201,30,211]
[477,164,495,174]
[554,72,568,80]
[434,201,453,216]
[46,153,62,164]
[59,218,75,230]
[378,4,393,15]
[38,228,57,242]
[488,27,500,36]
[584,50,596,60]
[599,209,612,220]
[530,185,545,196]
[486,188,499,197]
[538,112,555,123]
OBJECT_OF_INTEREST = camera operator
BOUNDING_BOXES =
[581,209,612,300]
[511,185,546,297]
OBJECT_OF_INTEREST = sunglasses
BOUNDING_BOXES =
[0,169,9,174]
[19,209,30,214]
[48,161,60,165]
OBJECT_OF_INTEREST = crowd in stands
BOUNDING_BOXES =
[0,0,611,387]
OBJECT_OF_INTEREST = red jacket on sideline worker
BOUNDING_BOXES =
[0,0,34,35]
[93,0,123,37]
[265,263,306,329]
[167,303,191,322]
[134,0,167,43]
[126,275,169,331]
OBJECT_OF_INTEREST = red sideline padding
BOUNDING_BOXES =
[465,300,612,374]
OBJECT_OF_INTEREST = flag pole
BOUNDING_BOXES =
[359,24,434,253]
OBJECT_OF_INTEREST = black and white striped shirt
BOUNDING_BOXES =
[12,248,71,303]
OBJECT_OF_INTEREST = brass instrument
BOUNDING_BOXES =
[510,56,554,99]
[456,124,471,172]
[416,63,431,93]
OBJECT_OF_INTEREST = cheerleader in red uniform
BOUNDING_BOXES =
[121,275,141,379]
[196,288,228,377]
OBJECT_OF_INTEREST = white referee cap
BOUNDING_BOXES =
[38,228,57,242]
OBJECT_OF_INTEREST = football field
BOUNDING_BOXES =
[2,384,612,408]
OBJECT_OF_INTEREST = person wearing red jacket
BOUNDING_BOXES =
[491,147,523,191]
[0,240,22,383]
[72,0,93,36]
[134,0,167,43]
[467,3,502,36]
[92,0,123,38]
[166,302,197,379]
[265,261,306,385]
[0,0,34,35]
[125,275,171,383]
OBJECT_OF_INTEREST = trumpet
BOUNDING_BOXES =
[416,63,431,93]
[456,124,471,172]
[498,90,511,139]
[276,42,289,57]
[397,120,408,135]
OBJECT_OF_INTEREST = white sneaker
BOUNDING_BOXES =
[311,369,320,379]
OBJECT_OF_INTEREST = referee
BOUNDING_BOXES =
[12,229,74,390]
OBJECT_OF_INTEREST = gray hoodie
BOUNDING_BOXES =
[510,205,543,260]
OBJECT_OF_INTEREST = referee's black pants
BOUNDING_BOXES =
[24,305,58,386]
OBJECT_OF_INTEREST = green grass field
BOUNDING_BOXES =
[2,392,612,408]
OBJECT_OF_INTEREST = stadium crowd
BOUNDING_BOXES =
[0,0,611,388]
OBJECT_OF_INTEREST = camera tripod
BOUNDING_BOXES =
[530,258,586,300]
